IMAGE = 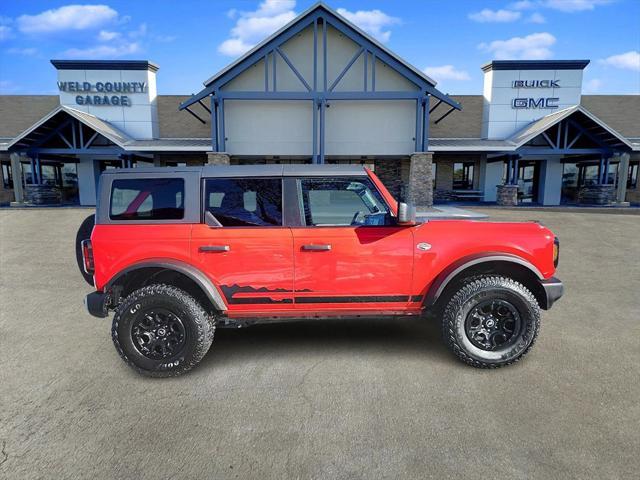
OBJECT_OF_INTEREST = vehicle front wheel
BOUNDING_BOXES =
[442,275,540,368]
[112,284,215,377]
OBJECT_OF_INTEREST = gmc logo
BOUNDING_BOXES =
[512,97,559,109]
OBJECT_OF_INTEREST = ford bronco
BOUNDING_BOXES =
[78,165,563,377]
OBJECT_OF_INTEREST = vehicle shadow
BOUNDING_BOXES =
[199,315,452,369]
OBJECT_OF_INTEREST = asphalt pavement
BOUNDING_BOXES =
[0,207,638,479]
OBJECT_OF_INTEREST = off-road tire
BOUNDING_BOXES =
[75,214,95,285]
[112,284,215,377]
[442,275,540,368]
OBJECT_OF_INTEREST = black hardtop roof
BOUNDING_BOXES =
[103,164,369,178]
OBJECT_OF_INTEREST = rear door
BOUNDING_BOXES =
[289,176,415,313]
[190,177,294,314]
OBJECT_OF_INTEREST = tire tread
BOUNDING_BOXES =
[442,275,540,369]
[112,284,216,377]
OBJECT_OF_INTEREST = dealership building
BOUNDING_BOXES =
[1,3,639,208]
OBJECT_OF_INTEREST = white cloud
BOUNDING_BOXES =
[512,0,613,11]
[600,51,640,71]
[468,9,521,23]
[128,23,147,39]
[423,65,471,81]
[541,0,613,12]
[584,78,603,93]
[6,47,38,56]
[18,5,118,34]
[218,0,297,56]
[479,32,556,59]
[527,12,547,23]
[336,8,401,43]
[0,25,12,41]
[63,42,141,59]
[510,0,536,9]
[98,30,120,41]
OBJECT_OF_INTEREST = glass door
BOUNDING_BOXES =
[517,161,540,204]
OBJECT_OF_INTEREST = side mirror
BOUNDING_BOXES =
[397,202,416,225]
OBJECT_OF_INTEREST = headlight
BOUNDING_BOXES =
[553,237,559,267]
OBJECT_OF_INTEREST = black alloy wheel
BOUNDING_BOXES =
[465,299,522,351]
[131,308,187,360]
[112,284,215,377]
[442,275,540,368]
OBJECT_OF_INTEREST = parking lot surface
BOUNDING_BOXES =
[1,207,638,479]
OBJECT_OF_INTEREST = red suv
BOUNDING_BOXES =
[79,165,563,377]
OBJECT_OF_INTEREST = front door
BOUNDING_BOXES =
[518,161,540,204]
[290,176,414,313]
[191,177,294,315]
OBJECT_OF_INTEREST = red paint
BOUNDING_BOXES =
[92,169,558,317]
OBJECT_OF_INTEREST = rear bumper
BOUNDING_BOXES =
[84,291,109,318]
[541,277,564,310]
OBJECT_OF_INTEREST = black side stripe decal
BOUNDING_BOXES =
[295,295,410,304]
[220,285,424,305]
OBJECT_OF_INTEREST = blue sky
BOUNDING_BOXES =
[1,0,639,95]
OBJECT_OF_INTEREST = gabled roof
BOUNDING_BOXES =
[3,106,216,153]
[507,105,634,150]
[5,105,133,151]
[180,2,460,111]
[203,2,437,88]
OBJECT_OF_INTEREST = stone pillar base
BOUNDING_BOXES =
[578,184,616,205]
[207,152,231,165]
[406,152,433,208]
[496,184,518,206]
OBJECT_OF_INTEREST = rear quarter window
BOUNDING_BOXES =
[110,178,185,220]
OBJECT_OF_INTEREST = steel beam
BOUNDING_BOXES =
[276,47,311,91]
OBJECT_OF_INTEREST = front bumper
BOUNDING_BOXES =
[540,277,564,309]
[85,291,109,318]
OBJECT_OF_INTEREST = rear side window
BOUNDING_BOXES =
[110,178,184,220]
[204,178,282,226]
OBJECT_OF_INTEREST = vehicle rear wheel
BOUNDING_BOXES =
[112,284,215,377]
[442,275,540,368]
[75,214,95,285]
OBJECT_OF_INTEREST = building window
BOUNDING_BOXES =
[628,162,639,189]
[1,163,12,189]
[453,162,474,190]
[432,162,437,189]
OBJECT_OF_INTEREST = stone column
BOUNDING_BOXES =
[406,152,433,208]
[496,184,518,206]
[616,153,630,205]
[207,152,231,165]
[9,152,24,205]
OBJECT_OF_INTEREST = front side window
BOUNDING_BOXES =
[110,178,184,220]
[299,177,391,226]
[204,178,282,226]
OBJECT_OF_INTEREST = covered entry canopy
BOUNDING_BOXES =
[179,2,461,161]
[2,105,213,155]
[5,105,132,155]
[429,105,636,155]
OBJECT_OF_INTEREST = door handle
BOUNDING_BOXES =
[199,245,230,252]
[302,244,331,251]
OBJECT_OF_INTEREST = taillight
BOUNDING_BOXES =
[81,239,94,274]
[553,237,560,267]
